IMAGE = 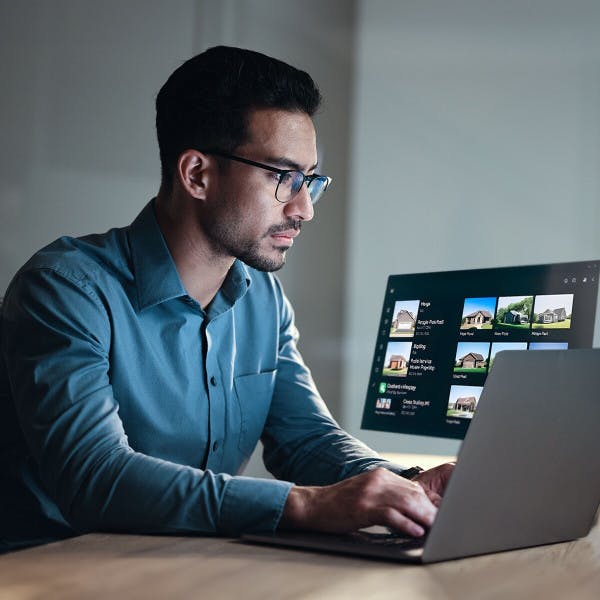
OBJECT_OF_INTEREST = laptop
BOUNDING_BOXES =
[243,349,600,562]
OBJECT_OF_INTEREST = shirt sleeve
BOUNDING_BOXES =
[2,268,291,536]
[261,277,408,486]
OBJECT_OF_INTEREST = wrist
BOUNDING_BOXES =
[280,485,316,530]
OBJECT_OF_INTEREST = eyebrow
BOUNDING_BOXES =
[264,155,319,173]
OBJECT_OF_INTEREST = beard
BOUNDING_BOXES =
[204,215,302,273]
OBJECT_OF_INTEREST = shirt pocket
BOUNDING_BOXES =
[233,370,277,456]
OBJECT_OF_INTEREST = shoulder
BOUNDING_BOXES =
[10,227,131,292]
[3,228,133,328]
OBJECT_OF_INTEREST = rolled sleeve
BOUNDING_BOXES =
[220,477,293,535]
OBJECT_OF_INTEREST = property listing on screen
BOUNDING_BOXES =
[362,260,600,440]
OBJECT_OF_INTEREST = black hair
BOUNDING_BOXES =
[155,45,322,190]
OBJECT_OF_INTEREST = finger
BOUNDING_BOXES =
[414,480,443,504]
[403,500,437,530]
[419,482,442,506]
[374,507,426,537]
[425,490,442,507]
[384,483,437,529]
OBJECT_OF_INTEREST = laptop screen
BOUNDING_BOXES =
[361,260,600,440]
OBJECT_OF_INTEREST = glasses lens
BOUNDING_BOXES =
[307,176,330,204]
[275,171,305,203]
[275,172,331,204]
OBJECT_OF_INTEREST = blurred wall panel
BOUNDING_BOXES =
[343,0,600,455]
[0,1,199,293]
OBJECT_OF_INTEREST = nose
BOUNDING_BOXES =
[283,182,314,222]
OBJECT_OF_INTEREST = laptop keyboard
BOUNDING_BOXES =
[348,531,426,548]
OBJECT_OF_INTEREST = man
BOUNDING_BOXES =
[0,46,452,552]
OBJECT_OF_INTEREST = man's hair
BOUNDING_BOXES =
[156,46,322,190]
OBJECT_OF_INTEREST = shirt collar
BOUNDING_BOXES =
[128,200,187,311]
[128,200,253,312]
[208,259,252,318]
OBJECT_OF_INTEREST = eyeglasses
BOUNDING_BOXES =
[207,151,332,205]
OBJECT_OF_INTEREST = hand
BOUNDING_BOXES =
[412,463,455,507]
[280,468,437,537]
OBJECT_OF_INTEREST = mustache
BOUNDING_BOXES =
[266,220,302,236]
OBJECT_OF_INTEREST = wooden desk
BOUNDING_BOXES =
[1,513,598,600]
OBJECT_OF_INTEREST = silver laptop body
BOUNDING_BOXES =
[243,349,600,563]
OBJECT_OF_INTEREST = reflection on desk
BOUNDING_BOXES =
[0,511,598,600]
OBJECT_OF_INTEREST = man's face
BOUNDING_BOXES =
[201,108,317,272]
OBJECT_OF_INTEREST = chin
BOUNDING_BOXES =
[240,250,287,273]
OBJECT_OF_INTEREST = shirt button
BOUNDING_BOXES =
[212,441,219,452]
[210,376,217,387]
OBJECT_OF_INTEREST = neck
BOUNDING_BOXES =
[154,190,234,308]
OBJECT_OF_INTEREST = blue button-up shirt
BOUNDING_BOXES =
[0,201,402,551]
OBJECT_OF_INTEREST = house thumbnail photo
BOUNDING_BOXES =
[532,294,574,329]
[382,341,413,377]
[389,300,420,338]
[447,385,484,419]
[460,297,496,330]
[494,295,533,331]
[454,342,491,374]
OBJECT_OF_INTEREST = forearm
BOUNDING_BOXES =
[262,423,407,485]
[29,383,292,536]
[64,445,292,535]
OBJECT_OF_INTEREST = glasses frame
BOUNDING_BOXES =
[206,151,332,205]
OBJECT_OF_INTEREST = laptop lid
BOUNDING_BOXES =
[422,348,600,562]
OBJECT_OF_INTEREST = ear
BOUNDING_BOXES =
[176,150,212,199]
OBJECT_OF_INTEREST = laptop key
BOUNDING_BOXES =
[349,531,425,547]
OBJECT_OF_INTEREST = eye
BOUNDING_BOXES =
[278,171,294,185]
